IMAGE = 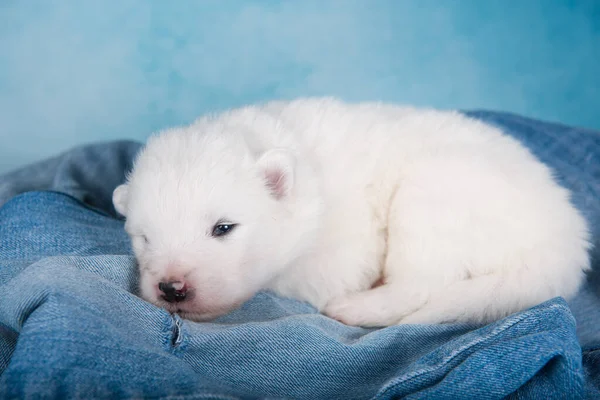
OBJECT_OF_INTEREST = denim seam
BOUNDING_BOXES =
[171,315,185,349]
[161,312,178,352]
[373,303,573,399]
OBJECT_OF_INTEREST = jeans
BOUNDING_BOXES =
[0,111,598,399]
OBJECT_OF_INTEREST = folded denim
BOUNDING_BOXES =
[0,110,598,399]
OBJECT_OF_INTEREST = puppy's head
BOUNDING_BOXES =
[114,126,321,321]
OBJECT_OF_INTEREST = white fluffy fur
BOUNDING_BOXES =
[113,98,591,326]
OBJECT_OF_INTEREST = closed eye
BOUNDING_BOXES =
[211,222,238,238]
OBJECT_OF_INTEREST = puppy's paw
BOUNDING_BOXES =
[322,295,369,327]
[323,286,419,327]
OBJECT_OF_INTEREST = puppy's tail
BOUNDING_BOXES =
[400,269,584,325]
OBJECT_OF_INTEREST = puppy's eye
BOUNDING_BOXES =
[212,223,237,238]
[141,235,149,244]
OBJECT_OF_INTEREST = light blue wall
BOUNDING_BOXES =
[1,0,598,173]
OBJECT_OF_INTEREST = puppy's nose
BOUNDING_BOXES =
[158,281,188,303]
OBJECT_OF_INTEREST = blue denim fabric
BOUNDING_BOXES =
[0,111,598,399]
[0,140,141,218]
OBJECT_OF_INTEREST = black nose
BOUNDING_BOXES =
[159,281,187,303]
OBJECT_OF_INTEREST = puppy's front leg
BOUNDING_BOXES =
[322,283,430,327]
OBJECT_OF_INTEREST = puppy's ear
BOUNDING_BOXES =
[112,184,130,216]
[256,149,295,200]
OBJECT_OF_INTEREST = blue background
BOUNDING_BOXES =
[1,0,599,173]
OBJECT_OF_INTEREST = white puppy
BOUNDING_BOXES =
[113,98,591,326]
